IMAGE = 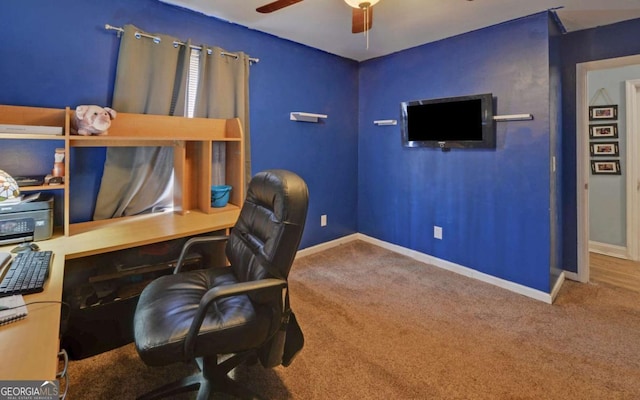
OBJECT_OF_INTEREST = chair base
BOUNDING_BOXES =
[137,352,263,400]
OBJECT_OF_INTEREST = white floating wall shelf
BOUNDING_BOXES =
[492,114,534,122]
[373,119,398,126]
[290,112,328,123]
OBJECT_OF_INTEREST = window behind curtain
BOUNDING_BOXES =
[187,49,200,118]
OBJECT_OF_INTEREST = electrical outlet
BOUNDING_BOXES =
[434,226,443,240]
[321,214,327,227]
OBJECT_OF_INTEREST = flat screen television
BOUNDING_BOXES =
[401,93,495,150]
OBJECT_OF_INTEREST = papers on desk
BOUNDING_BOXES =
[0,192,42,206]
[0,252,10,269]
[0,295,28,326]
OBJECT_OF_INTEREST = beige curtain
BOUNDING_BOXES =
[93,25,190,220]
[194,45,251,186]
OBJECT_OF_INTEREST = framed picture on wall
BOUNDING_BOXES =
[589,105,618,121]
[590,141,619,157]
[591,160,621,175]
[589,123,618,139]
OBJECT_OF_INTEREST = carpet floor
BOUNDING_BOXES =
[67,240,640,399]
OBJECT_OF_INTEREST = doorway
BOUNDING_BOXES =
[576,54,640,288]
[590,252,640,292]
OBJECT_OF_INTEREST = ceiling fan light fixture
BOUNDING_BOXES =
[344,0,379,9]
[346,0,379,49]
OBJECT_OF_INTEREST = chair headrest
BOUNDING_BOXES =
[229,169,309,282]
[246,169,309,228]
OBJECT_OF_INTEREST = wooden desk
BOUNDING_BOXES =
[0,209,239,380]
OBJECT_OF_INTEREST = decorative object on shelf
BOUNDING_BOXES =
[46,175,64,186]
[589,123,618,139]
[52,148,65,177]
[591,159,621,175]
[0,170,20,202]
[373,119,397,126]
[290,112,328,123]
[590,142,619,157]
[71,105,117,136]
[211,185,232,208]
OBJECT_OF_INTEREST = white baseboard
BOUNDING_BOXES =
[296,234,360,258]
[563,271,581,282]
[298,233,558,304]
[589,240,628,259]
[550,271,565,302]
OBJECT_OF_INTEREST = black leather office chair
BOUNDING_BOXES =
[133,169,309,400]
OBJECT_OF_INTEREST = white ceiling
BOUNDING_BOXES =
[159,0,640,61]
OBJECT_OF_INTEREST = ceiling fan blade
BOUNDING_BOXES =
[256,0,303,14]
[352,6,373,33]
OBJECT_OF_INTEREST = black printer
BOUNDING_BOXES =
[0,193,54,245]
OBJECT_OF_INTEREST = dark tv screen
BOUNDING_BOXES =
[401,93,495,149]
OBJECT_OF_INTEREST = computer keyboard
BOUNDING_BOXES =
[0,250,52,297]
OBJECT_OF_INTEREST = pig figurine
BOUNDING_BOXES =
[72,105,117,136]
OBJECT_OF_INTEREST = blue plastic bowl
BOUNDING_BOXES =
[211,185,232,207]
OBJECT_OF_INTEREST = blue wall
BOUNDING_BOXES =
[358,13,552,292]
[0,0,359,249]
[560,18,640,273]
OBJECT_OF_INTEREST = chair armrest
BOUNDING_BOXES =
[184,278,288,358]
[174,235,230,273]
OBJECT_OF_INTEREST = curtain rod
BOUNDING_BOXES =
[104,24,259,64]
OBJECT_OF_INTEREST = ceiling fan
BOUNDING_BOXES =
[256,0,380,34]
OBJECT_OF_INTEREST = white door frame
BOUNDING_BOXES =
[576,55,640,282]
[626,79,640,261]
